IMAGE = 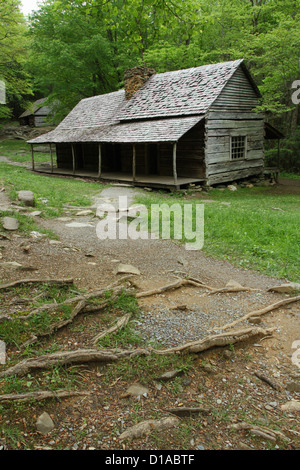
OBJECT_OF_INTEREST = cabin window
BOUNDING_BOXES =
[231,136,247,160]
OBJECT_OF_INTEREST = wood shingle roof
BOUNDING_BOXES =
[28,59,253,145]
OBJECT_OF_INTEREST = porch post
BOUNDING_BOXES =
[132,144,136,183]
[50,144,53,173]
[71,144,75,175]
[173,142,178,186]
[31,144,35,171]
[98,143,102,178]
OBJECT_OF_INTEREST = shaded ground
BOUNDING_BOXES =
[0,183,299,452]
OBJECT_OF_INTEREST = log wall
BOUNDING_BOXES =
[205,66,265,185]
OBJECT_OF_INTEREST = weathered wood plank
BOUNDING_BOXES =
[206,111,264,120]
[207,167,263,185]
[207,159,264,176]
[206,120,264,130]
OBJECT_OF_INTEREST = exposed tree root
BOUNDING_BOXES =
[15,285,127,320]
[0,348,150,378]
[208,295,300,332]
[0,327,273,378]
[254,372,283,391]
[0,278,74,290]
[20,300,86,349]
[148,327,274,355]
[92,313,132,344]
[136,277,208,298]
[0,389,89,403]
[230,422,290,443]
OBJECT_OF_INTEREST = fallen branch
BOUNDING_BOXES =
[208,295,300,332]
[92,313,132,344]
[0,278,74,290]
[0,389,89,403]
[0,327,273,378]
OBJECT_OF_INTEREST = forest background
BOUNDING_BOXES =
[1,0,299,172]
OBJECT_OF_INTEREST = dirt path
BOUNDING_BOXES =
[0,184,299,451]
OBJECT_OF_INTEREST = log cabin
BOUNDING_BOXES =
[27,59,282,189]
[19,98,54,127]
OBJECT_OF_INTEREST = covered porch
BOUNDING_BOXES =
[30,118,206,190]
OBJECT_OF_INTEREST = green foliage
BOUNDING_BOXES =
[0,0,33,119]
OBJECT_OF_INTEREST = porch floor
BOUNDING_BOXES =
[32,166,205,189]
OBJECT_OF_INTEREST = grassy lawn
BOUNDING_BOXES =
[0,139,51,164]
[1,139,299,281]
[135,186,300,282]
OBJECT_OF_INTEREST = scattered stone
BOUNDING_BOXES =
[227,185,237,191]
[49,240,62,245]
[122,383,149,398]
[17,190,35,206]
[0,261,23,268]
[226,279,244,289]
[36,412,55,434]
[66,222,94,228]
[281,400,300,412]
[286,381,300,393]
[268,283,300,294]
[155,370,183,381]
[248,316,263,325]
[85,251,95,257]
[2,217,19,231]
[0,439,8,450]
[24,211,42,217]
[76,210,94,216]
[30,231,44,238]
[113,263,141,275]
[22,245,30,253]
[222,349,235,359]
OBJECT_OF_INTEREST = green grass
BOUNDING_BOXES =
[0,140,104,218]
[0,208,57,238]
[0,283,78,347]
[135,186,300,281]
[0,162,103,218]
[0,139,51,164]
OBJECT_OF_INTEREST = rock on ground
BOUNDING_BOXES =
[36,412,55,434]
[17,190,35,207]
[2,217,19,231]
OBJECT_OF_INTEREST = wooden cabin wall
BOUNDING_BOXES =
[205,66,265,185]
[158,121,206,178]
[177,121,205,178]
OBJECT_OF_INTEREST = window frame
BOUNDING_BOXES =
[230,135,247,161]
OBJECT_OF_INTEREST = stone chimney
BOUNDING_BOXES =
[124,66,156,100]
